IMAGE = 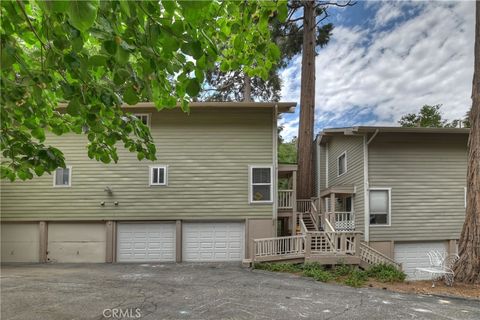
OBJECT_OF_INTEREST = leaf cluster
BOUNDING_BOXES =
[1,0,286,180]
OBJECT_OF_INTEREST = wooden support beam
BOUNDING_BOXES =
[176,220,182,263]
[39,221,48,263]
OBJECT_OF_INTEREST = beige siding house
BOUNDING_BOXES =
[1,102,296,264]
[315,126,468,277]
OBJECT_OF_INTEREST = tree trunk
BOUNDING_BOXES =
[296,0,316,199]
[243,74,252,102]
[454,1,480,284]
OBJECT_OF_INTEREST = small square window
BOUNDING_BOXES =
[338,152,347,176]
[53,167,71,187]
[134,114,150,126]
[150,166,167,186]
[250,166,273,203]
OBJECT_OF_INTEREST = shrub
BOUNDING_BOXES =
[302,262,324,272]
[344,270,368,287]
[367,264,406,283]
[303,268,333,282]
[254,262,302,273]
[333,263,354,277]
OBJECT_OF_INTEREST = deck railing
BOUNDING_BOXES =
[253,235,305,261]
[327,211,355,231]
[308,231,361,255]
[297,199,311,213]
[278,190,294,209]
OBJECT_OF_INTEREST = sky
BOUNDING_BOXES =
[278,0,475,141]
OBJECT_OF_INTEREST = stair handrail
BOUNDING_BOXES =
[359,242,401,269]
[309,199,320,231]
[299,216,308,235]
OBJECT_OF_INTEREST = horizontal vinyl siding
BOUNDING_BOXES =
[1,108,274,221]
[319,144,327,192]
[325,135,365,233]
[368,133,467,241]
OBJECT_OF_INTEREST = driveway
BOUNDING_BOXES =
[1,263,479,320]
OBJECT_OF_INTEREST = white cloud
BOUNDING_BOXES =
[279,1,474,140]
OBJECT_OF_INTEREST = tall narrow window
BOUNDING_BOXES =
[250,166,273,203]
[150,166,167,186]
[134,114,150,126]
[338,152,347,176]
[53,167,72,187]
[369,189,391,226]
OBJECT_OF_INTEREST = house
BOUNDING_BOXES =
[313,126,468,277]
[0,102,296,264]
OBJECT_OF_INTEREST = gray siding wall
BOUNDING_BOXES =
[325,135,365,233]
[1,107,274,221]
[368,133,467,241]
[319,144,327,193]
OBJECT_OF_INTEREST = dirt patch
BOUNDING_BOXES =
[367,280,480,300]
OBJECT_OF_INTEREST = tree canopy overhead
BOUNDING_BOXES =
[399,104,471,128]
[1,0,287,181]
[201,1,334,103]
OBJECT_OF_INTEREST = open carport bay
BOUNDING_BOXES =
[1,263,479,320]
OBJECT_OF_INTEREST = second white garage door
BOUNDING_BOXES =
[183,222,244,262]
[394,241,447,280]
[117,223,176,262]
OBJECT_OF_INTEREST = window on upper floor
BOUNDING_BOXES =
[337,152,347,176]
[134,114,150,126]
[369,188,391,226]
[249,166,273,204]
[53,166,72,187]
[150,166,167,186]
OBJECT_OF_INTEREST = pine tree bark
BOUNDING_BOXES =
[454,1,480,284]
[296,0,316,199]
[243,74,252,102]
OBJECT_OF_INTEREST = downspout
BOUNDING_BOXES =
[273,105,278,235]
[363,129,379,243]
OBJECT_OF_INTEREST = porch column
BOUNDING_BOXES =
[330,193,336,224]
[292,170,297,235]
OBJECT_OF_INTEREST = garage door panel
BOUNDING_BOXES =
[117,223,175,262]
[183,222,244,262]
[48,223,106,263]
[1,223,40,263]
[394,241,447,280]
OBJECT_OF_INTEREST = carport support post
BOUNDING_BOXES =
[39,221,48,263]
[106,221,114,263]
[176,220,182,263]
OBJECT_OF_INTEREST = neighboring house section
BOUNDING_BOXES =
[1,102,296,264]
[315,127,468,278]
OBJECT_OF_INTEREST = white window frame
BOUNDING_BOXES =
[134,113,151,127]
[464,187,467,208]
[149,165,168,186]
[337,151,347,177]
[53,166,72,188]
[248,165,273,204]
[368,187,391,227]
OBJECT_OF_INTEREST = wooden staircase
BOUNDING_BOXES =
[252,197,401,269]
[299,214,318,232]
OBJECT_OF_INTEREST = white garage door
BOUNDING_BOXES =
[117,223,175,262]
[394,241,447,280]
[183,222,244,262]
